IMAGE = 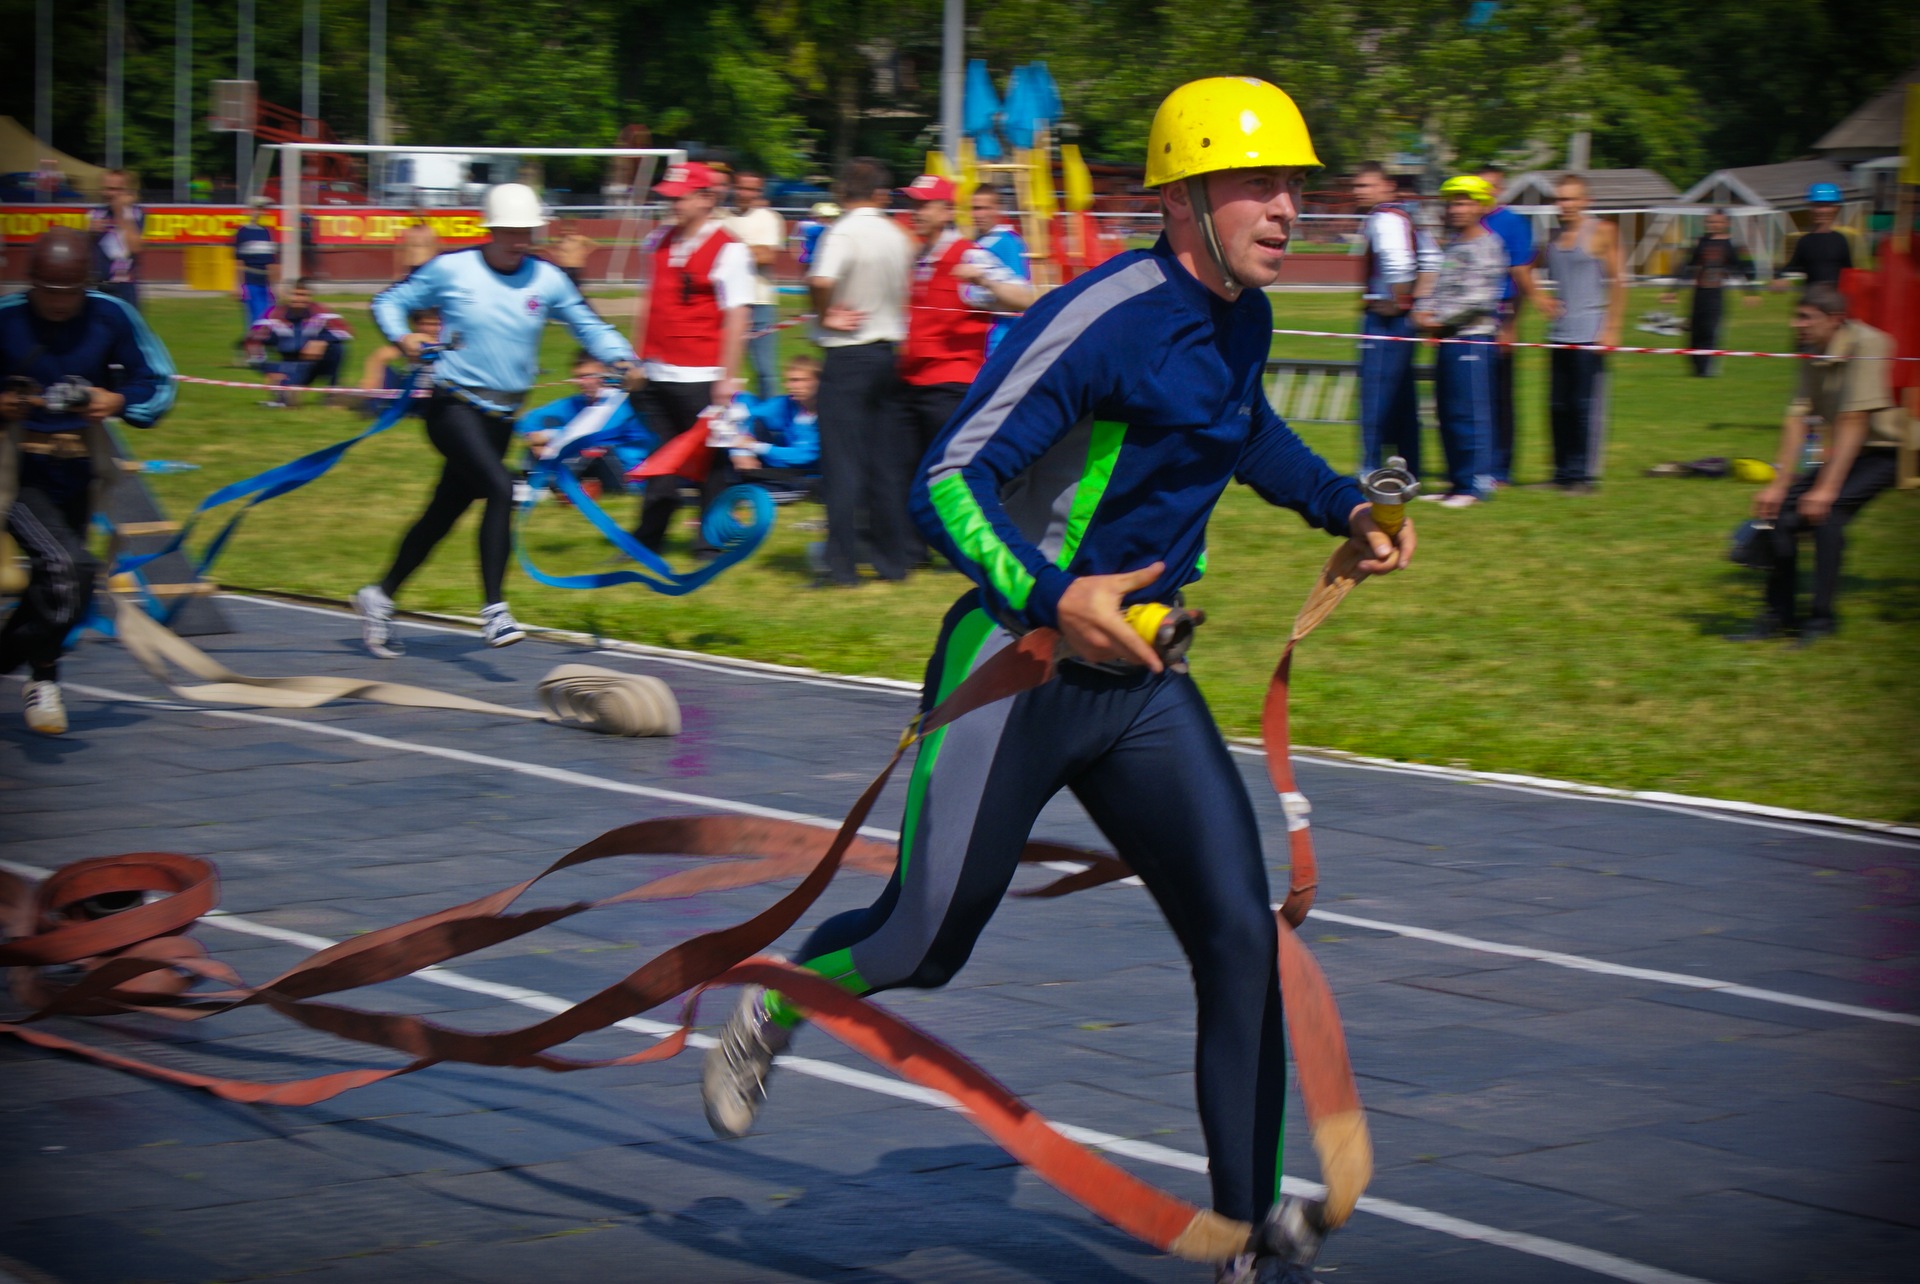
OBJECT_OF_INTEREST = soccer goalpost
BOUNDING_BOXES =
[256,143,686,282]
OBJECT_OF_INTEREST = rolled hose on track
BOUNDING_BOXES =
[4,540,1389,1262]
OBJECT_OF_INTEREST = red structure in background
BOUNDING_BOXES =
[1840,240,1920,485]
[227,95,368,204]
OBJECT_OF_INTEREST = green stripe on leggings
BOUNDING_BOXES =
[765,607,999,1029]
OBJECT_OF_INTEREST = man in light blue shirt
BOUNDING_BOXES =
[355,183,637,657]
[969,185,1030,354]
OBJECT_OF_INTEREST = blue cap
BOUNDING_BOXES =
[1807,181,1842,204]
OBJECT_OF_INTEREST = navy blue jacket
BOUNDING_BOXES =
[0,290,175,434]
[910,236,1363,631]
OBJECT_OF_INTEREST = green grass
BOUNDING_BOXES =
[128,288,1920,822]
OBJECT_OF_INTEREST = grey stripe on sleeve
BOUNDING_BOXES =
[932,257,1166,478]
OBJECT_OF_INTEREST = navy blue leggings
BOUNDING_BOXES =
[784,593,1288,1223]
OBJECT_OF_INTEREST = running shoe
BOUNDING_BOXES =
[22,680,66,735]
[1216,1254,1315,1283]
[702,983,793,1138]
[1437,493,1480,509]
[353,584,404,659]
[481,602,526,648]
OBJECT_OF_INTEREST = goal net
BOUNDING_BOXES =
[255,143,685,284]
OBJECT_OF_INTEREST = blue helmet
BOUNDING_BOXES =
[1807,181,1843,204]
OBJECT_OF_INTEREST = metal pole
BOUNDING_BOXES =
[106,0,125,170]
[369,0,387,199]
[238,0,255,199]
[941,0,963,172]
[303,0,319,127]
[284,147,303,281]
[35,0,52,165]
[175,0,192,200]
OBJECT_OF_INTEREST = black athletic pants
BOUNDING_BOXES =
[1688,288,1724,377]
[1,486,95,682]
[818,342,913,583]
[380,392,516,606]
[781,593,1289,1223]
[631,380,725,554]
[1491,338,1517,483]
[1763,450,1896,629]
[892,380,968,566]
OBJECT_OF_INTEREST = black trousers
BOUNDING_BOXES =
[381,393,517,606]
[1763,450,1896,629]
[818,342,912,582]
[1,486,96,682]
[1688,288,1724,377]
[892,380,968,565]
[630,380,726,553]
[1548,347,1608,485]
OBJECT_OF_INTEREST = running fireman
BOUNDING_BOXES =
[702,78,1413,1284]
[358,184,637,656]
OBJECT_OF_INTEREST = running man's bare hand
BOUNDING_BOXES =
[1056,562,1166,672]
[1753,480,1787,522]
[1347,503,1414,576]
[398,332,431,359]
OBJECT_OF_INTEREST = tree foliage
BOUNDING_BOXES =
[0,0,1911,190]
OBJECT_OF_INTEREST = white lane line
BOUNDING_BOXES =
[1307,909,1920,1029]
[223,591,1918,846]
[107,899,1708,1284]
[55,678,1919,1030]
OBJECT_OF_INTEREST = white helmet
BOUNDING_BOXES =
[481,183,548,229]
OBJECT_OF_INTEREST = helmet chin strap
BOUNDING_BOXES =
[1186,175,1244,298]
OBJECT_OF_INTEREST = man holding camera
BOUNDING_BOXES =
[0,228,176,733]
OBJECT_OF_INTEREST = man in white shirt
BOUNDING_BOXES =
[1353,161,1424,480]
[723,171,787,397]
[808,157,914,585]
[631,161,755,554]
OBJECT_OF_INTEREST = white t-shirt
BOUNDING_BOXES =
[722,206,786,308]
[641,221,758,382]
[810,207,912,347]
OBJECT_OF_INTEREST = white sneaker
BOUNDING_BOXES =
[480,602,525,648]
[353,585,404,659]
[1437,493,1481,509]
[702,984,794,1138]
[23,680,67,735]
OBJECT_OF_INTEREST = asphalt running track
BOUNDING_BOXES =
[2,594,1916,1284]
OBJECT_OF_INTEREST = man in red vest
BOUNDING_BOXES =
[630,160,755,553]
[896,174,1033,562]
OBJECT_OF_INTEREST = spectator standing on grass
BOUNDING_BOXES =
[969,184,1032,353]
[1352,161,1423,478]
[88,169,144,310]
[722,171,787,398]
[1476,163,1536,486]
[629,161,753,557]
[1774,184,1852,292]
[809,157,913,586]
[798,202,839,271]
[248,277,352,408]
[232,197,279,336]
[1732,283,1905,647]
[1535,174,1625,494]
[1412,176,1506,508]
[1664,208,1758,377]
[896,173,1034,558]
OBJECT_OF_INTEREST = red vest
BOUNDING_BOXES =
[900,234,993,387]
[643,225,736,368]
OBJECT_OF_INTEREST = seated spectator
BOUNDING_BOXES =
[1732,283,1906,646]
[726,353,821,500]
[517,349,657,498]
[248,278,351,407]
[354,306,440,418]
